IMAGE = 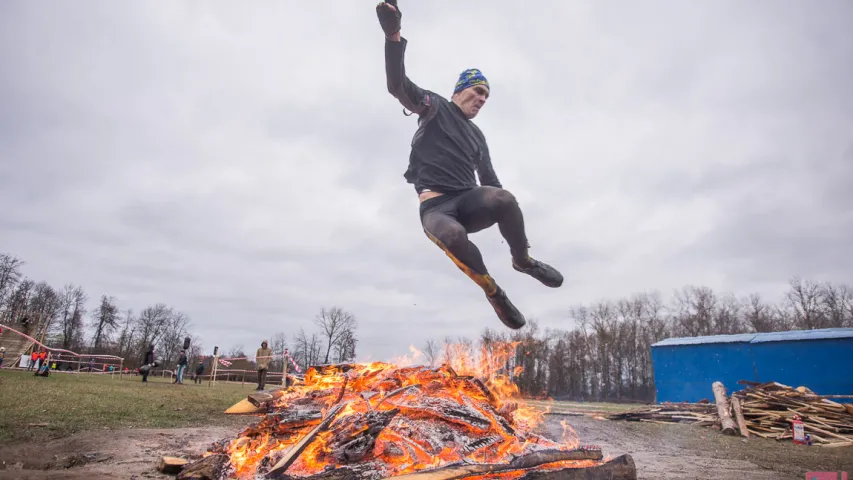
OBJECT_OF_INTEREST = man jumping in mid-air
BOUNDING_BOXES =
[376,0,564,329]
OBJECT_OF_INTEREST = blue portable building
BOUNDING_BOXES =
[650,328,853,403]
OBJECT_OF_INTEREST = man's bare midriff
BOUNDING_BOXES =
[419,191,444,202]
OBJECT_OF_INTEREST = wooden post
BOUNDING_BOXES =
[281,348,289,387]
[208,347,219,388]
[730,396,749,438]
[712,381,737,435]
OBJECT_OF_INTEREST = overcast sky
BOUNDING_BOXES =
[2,1,851,362]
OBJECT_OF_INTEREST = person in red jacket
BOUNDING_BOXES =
[29,350,38,371]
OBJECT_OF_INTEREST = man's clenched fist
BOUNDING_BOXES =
[376,0,402,37]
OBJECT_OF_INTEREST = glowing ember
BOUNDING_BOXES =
[185,342,617,480]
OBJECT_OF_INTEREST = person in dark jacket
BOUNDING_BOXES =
[174,350,188,384]
[141,344,155,383]
[193,361,205,384]
[376,0,563,330]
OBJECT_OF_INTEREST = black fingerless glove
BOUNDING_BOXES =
[376,0,402,37]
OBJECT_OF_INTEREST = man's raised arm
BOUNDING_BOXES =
[377,1,430,115]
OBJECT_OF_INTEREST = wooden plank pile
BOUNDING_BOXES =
[731,380,853,447]
[605,402,718,427]
[607,380,853,448]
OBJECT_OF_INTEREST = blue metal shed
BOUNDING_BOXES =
[650,328,853,403]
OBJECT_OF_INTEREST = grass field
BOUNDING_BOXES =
[0,369,641,445]
[0,369,259,444]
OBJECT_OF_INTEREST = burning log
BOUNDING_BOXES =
[328,408,401,462]
[389,396,493,433]
[267,402,347,477]
[182,359,635,480]
[514,454,637,480]
[177,454,229,480]
[382,447,614,480]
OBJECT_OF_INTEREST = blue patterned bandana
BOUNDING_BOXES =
[453,68,489,95]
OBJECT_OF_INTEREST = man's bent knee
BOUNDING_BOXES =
[491,188,518,209]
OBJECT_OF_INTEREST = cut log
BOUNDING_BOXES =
[730,397,749,438]
[249,392,275,407]
[266,402,347,478]
[176,454,229,480]
[516,454,637,480]
[712,381,737,435]
[386,448,613,480]
[158,456,189,474]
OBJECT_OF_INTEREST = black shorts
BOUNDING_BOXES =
[418,186,503,234]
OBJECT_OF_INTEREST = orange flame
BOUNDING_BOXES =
[215,341,599,479]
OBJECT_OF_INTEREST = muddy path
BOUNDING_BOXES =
[0,422,253,480]
[545,413,853,480]
[1,414,850,479]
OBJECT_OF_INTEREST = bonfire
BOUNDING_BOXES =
[178,344,636,480]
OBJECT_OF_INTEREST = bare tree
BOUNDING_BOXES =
[91,294,120,351]
[672,286,717,337]
[116,309,136,358]
[269,332,288,371]
[133,303,172,362]
[821,282,852,328]
[159,311,192,366]
[28,282,62,341]
[227,344,246,359]
[0,253,25,311]
[785,277,825,330]
[293,328,322,369]
[421,338,439,367]
[6,279,34,330]
[714,293,743,334]
[313,306,358,364]
[743,293,776,332]
[57,284,87,350]
[332,328,357,363]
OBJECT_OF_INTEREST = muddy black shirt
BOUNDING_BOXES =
[384,37,502,195]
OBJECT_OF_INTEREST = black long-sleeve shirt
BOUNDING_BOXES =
[384,37,502,195]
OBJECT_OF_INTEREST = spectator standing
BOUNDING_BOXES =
[28,350,38,371]
[141,344,155,383]
[255,340,273,391]
[0,347,5,367]
[193,361,205,384]
[174,350,188,384]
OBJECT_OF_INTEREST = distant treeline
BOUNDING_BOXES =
[0,252,359,371]
[419,279,853,402]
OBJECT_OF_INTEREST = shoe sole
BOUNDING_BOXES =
[512,264,564,288]
[487,294,526,329]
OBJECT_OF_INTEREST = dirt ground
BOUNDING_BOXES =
[548,412,853,480]
[1,414,851,479]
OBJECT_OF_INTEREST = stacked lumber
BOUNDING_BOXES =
[606,402,718,427]
[607,380,853,448]
[731,381,853,447]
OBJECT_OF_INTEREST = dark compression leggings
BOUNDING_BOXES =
[419,186,530,295]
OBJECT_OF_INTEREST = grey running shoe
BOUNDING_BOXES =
[512,257,564,288]
[486,287,526,329]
